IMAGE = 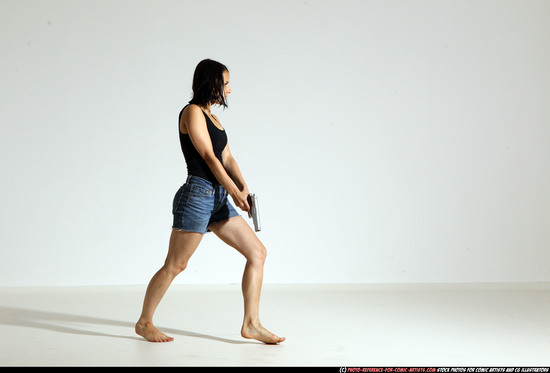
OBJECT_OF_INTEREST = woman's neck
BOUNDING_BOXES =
[201,104,212,114]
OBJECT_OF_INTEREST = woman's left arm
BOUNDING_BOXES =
[222,145,249,194]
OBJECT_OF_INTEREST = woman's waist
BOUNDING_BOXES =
[186,174,222,189]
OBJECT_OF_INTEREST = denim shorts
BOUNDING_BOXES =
[172,175,240,233]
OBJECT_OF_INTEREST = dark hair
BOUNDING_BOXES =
[189,59,229,108]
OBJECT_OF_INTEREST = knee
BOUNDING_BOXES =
[249,244,267,266]
[163,261,188,278]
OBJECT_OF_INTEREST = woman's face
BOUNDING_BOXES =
[222,70,231,98]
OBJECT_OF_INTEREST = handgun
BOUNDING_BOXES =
[247,193,261,232]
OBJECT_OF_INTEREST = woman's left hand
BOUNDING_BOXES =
[231,189,250,213]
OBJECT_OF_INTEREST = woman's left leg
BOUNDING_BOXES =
[209,216,285,344]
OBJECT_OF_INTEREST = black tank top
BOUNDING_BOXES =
[178,105,228,184]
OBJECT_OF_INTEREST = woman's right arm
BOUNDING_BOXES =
[181,105,250,212]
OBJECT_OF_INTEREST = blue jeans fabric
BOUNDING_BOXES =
[172,175,240,233]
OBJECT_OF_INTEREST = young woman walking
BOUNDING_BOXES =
[135,59,284,344]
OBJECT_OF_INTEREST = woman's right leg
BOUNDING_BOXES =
[136,228,203,342]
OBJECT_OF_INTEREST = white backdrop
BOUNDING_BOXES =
[1,0,549,286]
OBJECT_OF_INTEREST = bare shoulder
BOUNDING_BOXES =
[180,104,206,134]
[182,104,204,120]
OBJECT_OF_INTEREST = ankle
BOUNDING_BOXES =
[137,318,153,327]
[243,317,261,329]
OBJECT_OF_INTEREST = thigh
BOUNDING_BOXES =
[209,216,266,260]
[164,228,204,268]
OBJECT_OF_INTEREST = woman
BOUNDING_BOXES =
[135,59,284,344]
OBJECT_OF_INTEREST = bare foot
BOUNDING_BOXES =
[241,322,285,344]
[135,321,174,342]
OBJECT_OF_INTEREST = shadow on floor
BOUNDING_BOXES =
[0,306,256,345]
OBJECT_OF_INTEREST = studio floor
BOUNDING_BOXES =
[0,283,549,367]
